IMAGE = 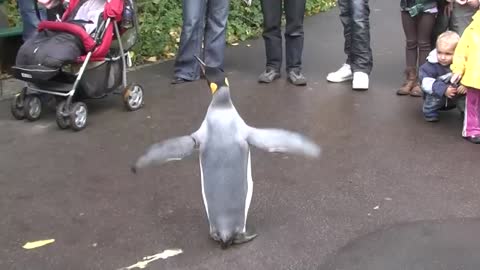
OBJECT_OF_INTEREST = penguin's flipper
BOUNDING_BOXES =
[132,136,197,172]
[246,128,321,158]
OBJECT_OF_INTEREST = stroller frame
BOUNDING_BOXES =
[11,0,144,131]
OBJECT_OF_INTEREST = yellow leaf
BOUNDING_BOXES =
[23,239,55,249]
[146,56,157,62]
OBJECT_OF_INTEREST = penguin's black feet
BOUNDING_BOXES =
[233,231,258,245]
[258,67,281,83]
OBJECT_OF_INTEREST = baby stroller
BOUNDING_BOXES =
[10,0,144,131]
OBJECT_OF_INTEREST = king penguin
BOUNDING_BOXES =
[132,56,321,249]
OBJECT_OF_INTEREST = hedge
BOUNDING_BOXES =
[6,0,336,64]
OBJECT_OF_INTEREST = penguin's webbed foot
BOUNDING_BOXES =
[233,232,258,244]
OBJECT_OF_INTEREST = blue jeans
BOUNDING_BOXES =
[338,0,373,74]
[423,93,465,118]
[17,0,46,41]
[174,0,229,81]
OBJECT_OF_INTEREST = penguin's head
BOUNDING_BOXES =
[194,55,229,95]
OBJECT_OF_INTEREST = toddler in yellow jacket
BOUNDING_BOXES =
[451,9,480,144]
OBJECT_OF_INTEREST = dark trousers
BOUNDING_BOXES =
[338,0,373,74]
[401,11,436,68]
[260,0,306,72]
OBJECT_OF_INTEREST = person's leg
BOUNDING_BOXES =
[450,3,475,35]
[204,0,229,69]
[173,0,207,83]
[422,93,446,122]
[431,2,449,48]
[463,88,480,142]
[350,0,371,90]
[410,12,436,97]
[349,0,372,74]
[258,0,282,83]
[456,94,466,116]
[402,11,419,70]
[17,0,47,41]
[397,11,419,95]
[338,0,352,65]
[284,0,305,71]
[417,13,436,66]
[284,0,307,85]
[326,0,354,83]
[260,0,283,71]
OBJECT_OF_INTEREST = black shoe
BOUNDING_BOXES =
[465,136,480,144]
[287,69,307,86]
[258,67,281,83]
[171,77,192,85]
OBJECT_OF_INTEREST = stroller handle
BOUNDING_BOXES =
[33,0,42,21]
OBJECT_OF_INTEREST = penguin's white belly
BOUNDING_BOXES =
[198,144,252,231]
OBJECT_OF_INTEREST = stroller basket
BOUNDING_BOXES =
[12,65,60,83]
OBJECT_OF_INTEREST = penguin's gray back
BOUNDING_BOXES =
[198,106,251,235]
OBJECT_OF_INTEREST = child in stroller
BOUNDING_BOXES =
[10,0,144,131]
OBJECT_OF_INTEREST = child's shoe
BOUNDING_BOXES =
[465,136,480,144]
[424,114,439,122]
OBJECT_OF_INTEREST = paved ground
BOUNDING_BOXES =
[2,1,480,270]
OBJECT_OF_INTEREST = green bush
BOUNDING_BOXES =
[6,0,336,63]
[6,0,20,26]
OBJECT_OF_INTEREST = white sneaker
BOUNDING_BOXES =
[352,72,369,91]
[326,64,353,82]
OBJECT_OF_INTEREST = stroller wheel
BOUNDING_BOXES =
[11,93,26,120]
[24,95,43,122]
[56,101,70,129]
[123,83,144,111]
[69,102,88,131]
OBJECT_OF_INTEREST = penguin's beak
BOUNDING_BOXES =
[194,55,206,76]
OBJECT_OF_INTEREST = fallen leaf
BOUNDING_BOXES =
[373,205,380,210]
[146,56,157,62]
[231,43,239,46]
[23,239,55,249]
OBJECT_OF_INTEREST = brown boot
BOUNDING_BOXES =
[396,67,416,95]
[410,82,423,97]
